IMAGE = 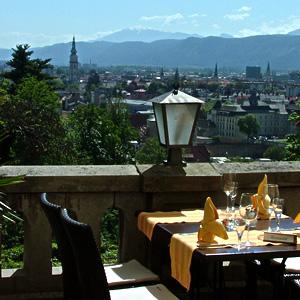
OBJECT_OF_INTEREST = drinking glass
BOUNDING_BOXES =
[273,198,284,232]
[239,192,258,246]
[233,218,246,250]
[223,174,238,213]
[267,184,280,231]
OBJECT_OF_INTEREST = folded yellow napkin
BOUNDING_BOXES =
[197,197,228,243]
[294,213,300,223]
[252,174,271,220]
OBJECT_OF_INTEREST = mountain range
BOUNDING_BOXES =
[98,28,202,43]
[2,29,300,70]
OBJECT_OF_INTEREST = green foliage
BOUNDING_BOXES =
[284,101,300,161]
[263,145,286,161]
[237,114,260,139]
[1,244,24,269]
[285,134,300,161]
[135,137,167,164]
[100,209,119,264]
[202,100,217,113]
[147,81,168,96]
[1,215,24,268]
[69,103,137,165]
[0,77,75,164]
[4,44,52,91]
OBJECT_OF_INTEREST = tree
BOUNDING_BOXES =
[4,44,52,91]
[284,111,300,161]
[263,145,286,161]
[135,137,166,164]
[68,104,136,165]
[0,77,73,164]
[237,114,260,140]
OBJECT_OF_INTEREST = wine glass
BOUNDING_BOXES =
[267,184,280,231]
[273,198,284,232]
[233,218,246,250]
[222,174,237,213]
[239,193,258,246]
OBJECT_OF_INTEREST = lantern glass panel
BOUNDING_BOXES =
[153,103,166,145]
[166,103,198,145]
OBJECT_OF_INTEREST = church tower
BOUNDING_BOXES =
[213,63,218,81]
[265,61,272,81]
[69,36,79,83]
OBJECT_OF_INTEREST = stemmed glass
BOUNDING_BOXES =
[223,174,238,213]
[233,218,246,250]
[273,198,284,232]
[267,184,280,231]
[239,193,258,247]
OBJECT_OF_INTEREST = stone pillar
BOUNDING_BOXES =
[68,193,113,249]
[115,192,147,263]
[21,193,52,289]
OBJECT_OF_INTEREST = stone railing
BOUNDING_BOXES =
[0,162,300,298]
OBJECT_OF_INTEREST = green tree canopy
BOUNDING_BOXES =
[135,137,166,164]
[69,104,137,164]
[4,44,52,91]
[237,114,260,139]
[263,145,286,161]
[0,77,73,164]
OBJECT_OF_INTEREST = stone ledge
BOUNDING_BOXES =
[0,165,140,193]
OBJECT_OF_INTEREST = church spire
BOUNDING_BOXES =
[265,61,271,81]
[213,63,218,80]
[71,36,77,55]
[69,36,79,84]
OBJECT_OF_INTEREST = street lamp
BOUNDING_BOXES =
[150,89,204,166]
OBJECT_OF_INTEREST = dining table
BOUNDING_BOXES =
[138,209,300,300]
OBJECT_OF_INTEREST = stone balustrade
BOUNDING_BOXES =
[0,162,300,298]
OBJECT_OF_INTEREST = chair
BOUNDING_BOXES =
[40,193,80,300]
[60,208,179,300]
[272,257,300,299]
[40,193,159,289]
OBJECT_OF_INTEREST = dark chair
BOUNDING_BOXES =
[60,208,179,300]
[40,193,159,290]
[40,193,80,300]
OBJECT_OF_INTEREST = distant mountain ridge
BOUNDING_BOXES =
[2,34,300,70]
[98,28,202,42]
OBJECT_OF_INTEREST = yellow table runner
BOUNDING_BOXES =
[137,210,204,240]
[170,230,300,290]
[137,209,237,240]
[138,209,289,241]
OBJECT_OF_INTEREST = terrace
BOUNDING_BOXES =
[0,161,300,299]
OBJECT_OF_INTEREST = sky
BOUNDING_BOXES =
[1,0,300,48]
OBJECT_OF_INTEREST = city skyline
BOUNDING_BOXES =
[1,0,300,48]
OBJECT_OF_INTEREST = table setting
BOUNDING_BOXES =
[137,173,300,291]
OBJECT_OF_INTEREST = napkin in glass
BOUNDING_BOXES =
[252,174,271,220]
[198,197,228,243]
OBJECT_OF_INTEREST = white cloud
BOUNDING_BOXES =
[140,13,184,25]
[188,13,207,18]
[224,13,250,21]
[224,6,252,21]
[236,16,300,37]
[238,6,252,13]
[0,30,119,48]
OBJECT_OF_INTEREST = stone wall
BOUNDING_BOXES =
[0,162,300,297]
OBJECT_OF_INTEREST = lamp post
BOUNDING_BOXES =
[150,89,204,166]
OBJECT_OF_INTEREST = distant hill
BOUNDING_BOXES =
[99,28,202,43]
[288,28,300,36]
[2,34,300,70]
[219,33,234,38]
